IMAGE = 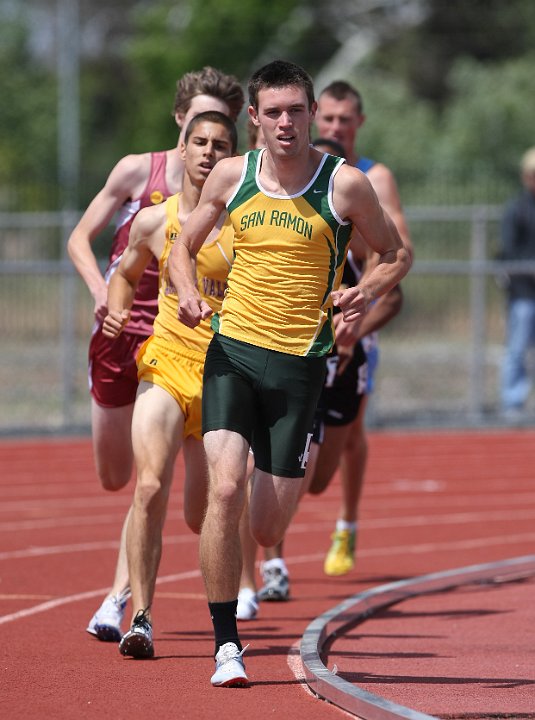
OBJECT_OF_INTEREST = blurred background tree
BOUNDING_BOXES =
[1,0,534,211]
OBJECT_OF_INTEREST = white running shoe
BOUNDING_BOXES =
[211,642,249,687]
[86,592,128,642]
[236,588,258,621]
[257,564,290,602]
[119,608,154,658]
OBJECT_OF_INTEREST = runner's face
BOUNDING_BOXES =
[315,95,364,155]
[250,85,316,158]
[181,121,233,186]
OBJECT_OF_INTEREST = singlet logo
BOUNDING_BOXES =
[239,209,313,240]
[202,277,227,299]
[150,190,165,205]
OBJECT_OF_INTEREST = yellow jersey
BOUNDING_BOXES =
[155,193,233,355]
[213,149,352,357]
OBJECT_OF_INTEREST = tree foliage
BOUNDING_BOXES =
[0,13,57,207]
[2,0,535,209]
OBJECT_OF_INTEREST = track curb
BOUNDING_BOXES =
[300,554,535,719]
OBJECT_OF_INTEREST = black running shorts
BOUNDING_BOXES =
[202,333,327,478]
[312,340,368,444]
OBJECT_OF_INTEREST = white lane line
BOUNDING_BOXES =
[0,510,182,532]
[2,531,535,627]
[5,502,535,535]
[0,496,132,512]
[2,519,535,564]
[285,531,535,567]
[287,641,319,698]
[0,569,201,626]
[286,642,358,717]
[0,533,198,560]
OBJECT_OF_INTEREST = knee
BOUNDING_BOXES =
[208,478,244,521]
[134,473,167,513]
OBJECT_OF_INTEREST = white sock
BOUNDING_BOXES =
[336,519,358,533]
[262,557,288,575]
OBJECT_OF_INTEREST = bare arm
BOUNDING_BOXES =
[102,203,165,338]
[334,234,403,367]
[67,153,151,321]
[167,157,242,328]
[335,283,403,346]
[331,165,411,322]
[367,162,413,261]
[354,284,403,339]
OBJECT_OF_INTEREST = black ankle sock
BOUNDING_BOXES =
[208,599,242,656]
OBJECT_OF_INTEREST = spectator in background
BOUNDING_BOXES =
[499,147,535,421]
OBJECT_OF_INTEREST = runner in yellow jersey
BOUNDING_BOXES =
[97,111,237,659]
[168,60,411,687]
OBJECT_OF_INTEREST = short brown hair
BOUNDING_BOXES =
[173,66,244,122]
[319,80,364,115]
[248,60,315,111]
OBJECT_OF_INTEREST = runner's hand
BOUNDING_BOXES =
[178,295,213,328]
[102,309,130,339]
[331,286,369,323]
[333,312,361,347]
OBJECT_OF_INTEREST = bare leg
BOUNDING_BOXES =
[107,506,132,597]
[248,468,303,605]
[126,382,184,623]
[182,436,208,534]
[86,507,132,641]
[320,400,368,576]
[91,399,135,491]
[86,406,136,641]
[338,396,368,523]
[236,455,261,620]
[249,470,303,550]
[239,479,257,593]
[200,430,250,603]
[263,542,283,562]
[255,442,319,601]
[308,425,352,496]
[261,439,320,559]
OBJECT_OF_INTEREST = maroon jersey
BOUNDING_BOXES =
[105,151,172,335]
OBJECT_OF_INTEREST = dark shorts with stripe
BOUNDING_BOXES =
[312,340,368,444]
[202,333,327,478]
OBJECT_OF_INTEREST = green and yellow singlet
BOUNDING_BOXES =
[155,193,233,354]
[214,148,352,357]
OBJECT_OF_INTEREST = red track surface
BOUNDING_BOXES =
[2,429,534,719]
